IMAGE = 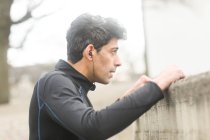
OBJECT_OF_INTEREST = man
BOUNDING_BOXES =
[29,13,185,140]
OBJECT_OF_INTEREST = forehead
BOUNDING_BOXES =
[101,38,119,50]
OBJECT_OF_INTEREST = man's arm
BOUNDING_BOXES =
[42,75,163,140]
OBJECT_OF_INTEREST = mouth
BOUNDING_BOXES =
[109,70,116,78]
[110,70,116,73]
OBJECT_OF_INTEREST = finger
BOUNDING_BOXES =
[179,71,185,79]
[140,75,152,82]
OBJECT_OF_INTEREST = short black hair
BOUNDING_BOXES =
[66,13,127,63]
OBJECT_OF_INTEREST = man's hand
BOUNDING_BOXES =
[119,75,152,99]
[153,65,185,90]
[119,65,185,100]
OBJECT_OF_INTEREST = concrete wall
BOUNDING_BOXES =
[135,71,210,140]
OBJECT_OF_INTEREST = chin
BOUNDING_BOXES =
[103,81,110,85]
[98,79,110,85]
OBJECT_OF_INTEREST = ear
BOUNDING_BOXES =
[83,44,95,61]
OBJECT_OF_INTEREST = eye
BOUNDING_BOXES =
[112,50,117,54]
[112,49,118,55]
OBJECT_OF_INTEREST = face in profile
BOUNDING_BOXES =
[92,38,122,84]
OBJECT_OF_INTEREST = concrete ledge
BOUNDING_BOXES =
[135,71,210,140]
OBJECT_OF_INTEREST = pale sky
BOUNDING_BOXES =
[8,0,145,73]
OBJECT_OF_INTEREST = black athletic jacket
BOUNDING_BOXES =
[29,59,164,140]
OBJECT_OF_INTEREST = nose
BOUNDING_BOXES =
[115,55,122,67]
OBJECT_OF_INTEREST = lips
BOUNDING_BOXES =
[110,69,116,73]
[110,71,115,74]
[109,70,115,78]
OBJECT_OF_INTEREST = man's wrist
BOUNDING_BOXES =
[152,78,166,91]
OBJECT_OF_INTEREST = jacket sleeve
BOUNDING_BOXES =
[42,74,164,140]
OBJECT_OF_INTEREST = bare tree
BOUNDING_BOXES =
[0,0,56,103]
[0,0,12,103]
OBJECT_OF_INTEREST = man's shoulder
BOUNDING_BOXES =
[44,70,66,78]
[39,70,75,88]
[39,70,79,96]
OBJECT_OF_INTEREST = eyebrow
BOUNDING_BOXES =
[112,47,119,50]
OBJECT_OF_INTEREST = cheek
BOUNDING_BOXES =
[96,55,109,66]
[100,58,109,67]
[95,57,110,74]
[97,61,108,73]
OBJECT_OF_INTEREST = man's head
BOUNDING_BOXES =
[66,13,126,63]
[66,13,126,84]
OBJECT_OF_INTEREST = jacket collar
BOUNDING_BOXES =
[55,59,96,93]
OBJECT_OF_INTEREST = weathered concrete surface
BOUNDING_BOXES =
[135,71,210,140]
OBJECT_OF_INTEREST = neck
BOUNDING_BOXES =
[67,60,93,82]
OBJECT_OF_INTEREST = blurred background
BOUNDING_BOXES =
[0,0,210,139]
